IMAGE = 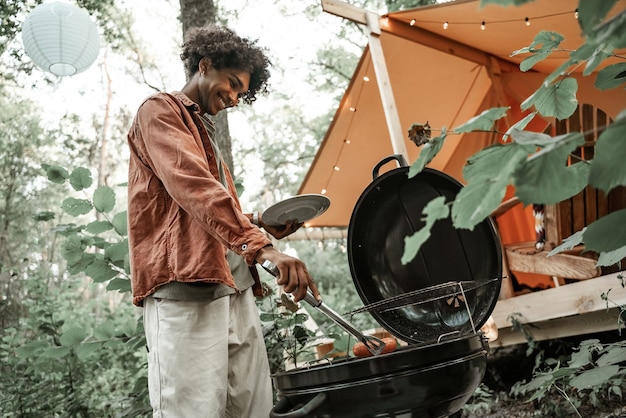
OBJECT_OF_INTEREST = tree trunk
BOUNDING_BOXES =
[178,0,235,175]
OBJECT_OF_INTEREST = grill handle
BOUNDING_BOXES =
[261,260,386,356]
[270,393,327,418]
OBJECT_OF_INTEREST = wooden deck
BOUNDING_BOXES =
[491,271,626,347]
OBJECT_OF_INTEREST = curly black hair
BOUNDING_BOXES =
[180,25,271,105]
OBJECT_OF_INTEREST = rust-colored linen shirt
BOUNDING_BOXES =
[127,91,271,306]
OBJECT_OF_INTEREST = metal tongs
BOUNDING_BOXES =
[262,260,386,356]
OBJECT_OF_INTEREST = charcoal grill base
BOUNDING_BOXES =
[271,348,486,418]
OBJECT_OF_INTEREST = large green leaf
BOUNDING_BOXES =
[548,229,585,256]
[596,246,626,267]
[401,196,448,264]
[513,132,587,204]
[511,31,563,72]
[85,258,119,283]
[595,62,626,90]
[463,142,532,182]
[69,167,93,191]
[503,112,537,142]
[85,220,114,234]
[588,110,626,193]
[452,177,508,230]
[105,239,129,263]
[43,164,69,184]
[408,128,447,178]
[61,235,85,265]
[454,107,508,133]
[76,341,104,361]
[584,209,626,253]
[106,277,132,293]
[112,211,128,236]
[62,197,93,216]
[521,77,578,120]
[596,343,626,366]
[577,0,618,37]
[59,326,87,347]
[93,186,116,213]
[570,365,620,390]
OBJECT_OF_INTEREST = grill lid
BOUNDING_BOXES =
[347,155,502,344]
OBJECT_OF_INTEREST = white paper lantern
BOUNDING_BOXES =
[22,2,100,77]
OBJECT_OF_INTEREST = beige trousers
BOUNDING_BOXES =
[143,289,273,418]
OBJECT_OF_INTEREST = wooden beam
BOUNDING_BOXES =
[492,307,624,348]
[321,0,368,24]
[492,271,626,328]
[505,242,600,279]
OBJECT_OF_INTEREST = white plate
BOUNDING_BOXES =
[262,194,331,226]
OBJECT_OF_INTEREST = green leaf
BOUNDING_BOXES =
[596,344,626,366]
[584,209,626,253]
[570,365,620,390]
[76,341,103,361]
[401,196,449,264]
[408,128,447,178]
[454,107,509,133]
[61,236,86,265]
[43,164,69,184]
[596,245,626,267]
[516,162,589,205]
[93,186,116,213]
[85,220,114,234]
[521,77,578,120]
[589,111,626,193]
[62,197,93,216]
[595,62,626,90]
[106,277,131,293]
[105,239,129,263]
[32,211,55,222]
[463,142,532,182]
[503,112,537,142]
[85,258,119,283]
[452,178,508,230]
[512,31,563,72]
[94,320,115,340]
[59,326,87,347]
[112,211,128,236]
[69,167,93,191]
[40,346,72,359]
[548,229,585,256]
[67,253,96,275]
[577,0,617,37]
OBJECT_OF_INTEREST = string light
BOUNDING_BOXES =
[333,166,340,171]
[403,10,576,30]
[344,139,351,144]
[349,106,356,112]
[575,8,579,19]
[321,188,327,195]
[363,75,370,82]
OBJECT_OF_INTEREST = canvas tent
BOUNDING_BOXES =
[294,0,626,344]
[298,0,626,238]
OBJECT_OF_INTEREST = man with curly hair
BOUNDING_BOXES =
[127,25,320,417]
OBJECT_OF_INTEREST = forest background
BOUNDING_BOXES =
[1,0,625,417]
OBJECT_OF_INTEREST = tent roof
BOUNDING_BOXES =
[297,0,626,228]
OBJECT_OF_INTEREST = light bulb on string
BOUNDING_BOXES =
[575,8,579,19]
[443,21,449,29]
[363,75,370,82]
[480,21,486,30]
[410,19,416,26]
[525,17,530,26]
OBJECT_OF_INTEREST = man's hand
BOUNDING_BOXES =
[255,246,320,303]
[259,216,303,240]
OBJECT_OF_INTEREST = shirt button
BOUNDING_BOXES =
[241,244,248,251]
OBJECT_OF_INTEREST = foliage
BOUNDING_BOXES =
[1,164,152,417]
[510,339,626,417]
[402,0,626,268]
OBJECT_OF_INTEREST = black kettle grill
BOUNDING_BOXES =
[270,155,502,418]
